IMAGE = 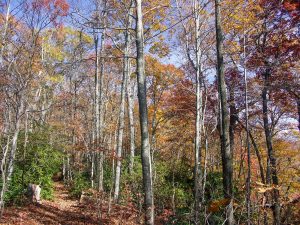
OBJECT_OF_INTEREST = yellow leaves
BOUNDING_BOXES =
[45,74,64,83]
[149,41,170,58]
[255,181,265,186]
[42,26,93,62]
[130,72,137,79]
[62,27,93,44]
[44,43,65,61]
[257,187,277,193]
[255,181,281,194]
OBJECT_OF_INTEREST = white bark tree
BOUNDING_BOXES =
[135,0,154,223]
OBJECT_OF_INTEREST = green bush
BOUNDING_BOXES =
[120,156,193,224]
[69,171,90,198]
[4,126,63,204]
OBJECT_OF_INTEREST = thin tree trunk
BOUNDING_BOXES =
[0,107,11,217]
[243,39,251,224]
[0,0,11,65]
[229,86,237,155]
[114,7,133,200]
[1,99,23,216]
[135,0,154,224]
[237,119,265,184]
[91,152,95,188]
[297,97,300,132]
[128,74,136,174]
[93,0,107,192]
[6,100,23,183]
[183,1,204,223]
[215,0,234,224]
[262,69,280,225]
[94,32,105,192]
[98,29,106,192]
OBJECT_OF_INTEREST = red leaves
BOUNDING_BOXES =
[283,0,300,11]
[31,0,69,25]
[53,0,70,16]
[32,0,69,14]
[54,0,70,15]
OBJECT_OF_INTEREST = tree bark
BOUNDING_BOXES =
[243,46,251,225]
[262,69,280,225]
[135,0,154,224]
[229,86,237,156]
[297,97,300,132]
[0,0,11,65]
[93,0,107,192]
[215,0,234,224]
[114,6,133,201]
[237,119,266,184]
[128,74,136,174]
[0,98,23,216]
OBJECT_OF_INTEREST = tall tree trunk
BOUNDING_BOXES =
[262,69,280,225]
[94,31,106,192]
[94,34,101,189]
[229,86,237,155]
[0,98,23,216]
[128,74,136,174]
[243,40,251,225]
[114,7,133,201]
[297,97,300,132]
[93,0,107,192]
[98,28,106,192]
[91,152,95,188]
[237,119,265,184]
[0,106,11,217]
[215,0,234,224]
[135,0,154,224]
[183,1,204,223]
[0,0,11,65]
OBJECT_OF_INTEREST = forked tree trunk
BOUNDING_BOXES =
[215,0,234,224]
[114,5,133,201]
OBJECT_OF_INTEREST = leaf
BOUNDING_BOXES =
[208,198,231,213]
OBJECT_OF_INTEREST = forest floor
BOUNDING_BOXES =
[0,182,141,225]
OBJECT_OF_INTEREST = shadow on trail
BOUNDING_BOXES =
[0,182,140,225]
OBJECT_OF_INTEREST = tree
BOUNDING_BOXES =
[114,0,134,201]
[135,0,154,224]
[214,0,234,224]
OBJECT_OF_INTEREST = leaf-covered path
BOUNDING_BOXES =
[0,182,139,225]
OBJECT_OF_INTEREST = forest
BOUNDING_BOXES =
[0,0,299,224]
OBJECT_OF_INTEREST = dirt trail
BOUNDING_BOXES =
[0,182,170,224]
[0,183,106,225]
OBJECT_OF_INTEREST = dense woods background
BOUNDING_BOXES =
[0,0,299,224]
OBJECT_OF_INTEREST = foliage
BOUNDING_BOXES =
[69,171,90,198]
[0,0,299,223]
[119,156,193,223]
[4,127,63,204]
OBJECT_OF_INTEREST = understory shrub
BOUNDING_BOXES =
[4,127,63,204]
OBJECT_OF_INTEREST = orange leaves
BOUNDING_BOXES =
[31,0,69,25]
[54,0,70,16]
[31,0,69,14]
[149,41,170,58]
[208,198,231,213]
[283,0,300,11]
